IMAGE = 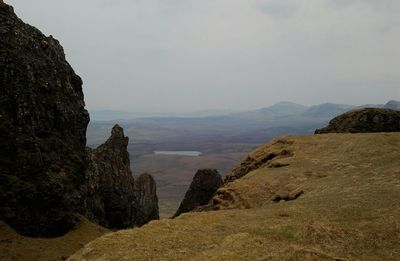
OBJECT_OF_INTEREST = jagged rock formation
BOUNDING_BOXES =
[85,125,137,229]
[85,125,159,229]
[173,169,223,218]
[0,3,89,237]
[135,173,159,225]
[0,3,159,237]
[315,108,400,134]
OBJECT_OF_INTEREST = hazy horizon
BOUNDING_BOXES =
[7,0,399,113]
[88,100,397,116]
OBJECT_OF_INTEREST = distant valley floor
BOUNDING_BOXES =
[86,119,283,217]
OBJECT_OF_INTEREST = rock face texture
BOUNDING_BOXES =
[85,125,159,229]
[174,169,223,218]
[0,3,89,237]
[85,125,138,229]
[0,4,159,237]
[135,173,159,225]
[315,108,400,134]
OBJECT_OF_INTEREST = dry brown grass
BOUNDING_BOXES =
[69,133,400,260]
[0,216,108,261]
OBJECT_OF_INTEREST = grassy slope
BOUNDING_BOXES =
[0,217,109,261]
[70,133,400,260]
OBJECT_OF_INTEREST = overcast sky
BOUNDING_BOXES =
[7,0,400,112]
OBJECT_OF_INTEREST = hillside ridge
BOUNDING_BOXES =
[69,132,400,260]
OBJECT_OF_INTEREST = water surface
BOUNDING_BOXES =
[154,151,202,156]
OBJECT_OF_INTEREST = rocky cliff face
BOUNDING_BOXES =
[0,3,159,237]
[315,108,400,134]
[0,3,89,237]
[173,169,223,218]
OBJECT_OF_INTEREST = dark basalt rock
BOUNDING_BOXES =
[85,125,137,229]
[315,108,400,134]
[84,125,159,229]
[173,169,223,218]
[135,173,159,226]
[0,3,89,237]
[0,4,159,237]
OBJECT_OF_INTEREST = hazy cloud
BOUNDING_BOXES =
[255,0,298,18]
[7,0,400,112]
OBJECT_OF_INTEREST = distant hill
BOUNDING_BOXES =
[384,100,400,110]
[88,100,400,150]
[90,101,399,126]
[302,103,355,118]
[254,101,308,117]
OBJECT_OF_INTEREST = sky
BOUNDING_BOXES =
[7,0,400,113]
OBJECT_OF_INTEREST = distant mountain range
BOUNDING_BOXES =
[232,100,399,120]
[87,100,400,150]
[90,100,400,122]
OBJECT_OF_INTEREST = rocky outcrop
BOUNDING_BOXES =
[84,125,137,229]
[173,169,223,218]
[225,139,294,183]
[0,3,89,237]
[315,108,400,134]
[135,173,159,225]
[85,125,159,229]
[0,3,159,237]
